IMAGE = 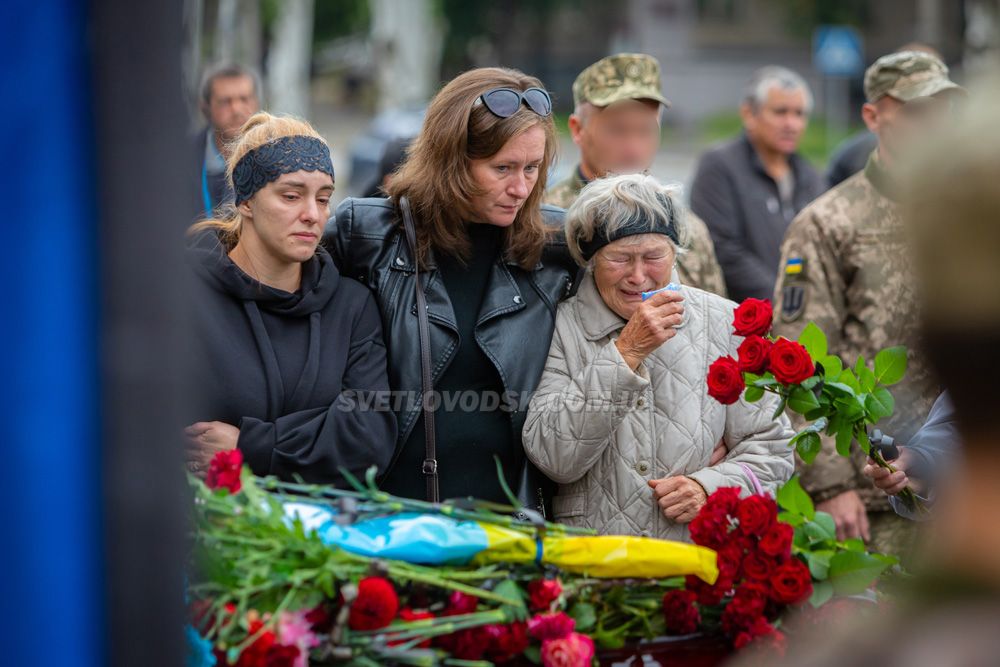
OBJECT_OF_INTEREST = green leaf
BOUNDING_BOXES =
[788,386,821,414]
[796,432,822,464]
[874,346,908,386]
[752,377,778,388]
[835,422,854,457]
[493,579,527,620]
[744,385,765,403]
[568,602,597,632]
[809,580,835,608]
[839,369,861,393]
[865,387,895,421]
[806,550,834,579]
[857,365,877,393]
[828,551,896,596]
[833,395,865,422]
[840,538,867,553]
[856,427,872,456]
[823,381,856,399]
[803,516,836,545]
[854,355,868,378]
[801,376,822,391]
[771,395,788,421]
[813,511,837,539]
[819,355,844,380]
[776,475,815,520]
[778,510,805,527]
[797,322,828,361]
[523,645,542,664]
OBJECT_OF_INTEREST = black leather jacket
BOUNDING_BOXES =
[324,197,579,495]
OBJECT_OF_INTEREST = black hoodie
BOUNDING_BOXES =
[187,233,396,485]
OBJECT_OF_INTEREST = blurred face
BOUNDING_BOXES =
[741,87,808,156]
[593,234,675,320]
[206,75,260,143]
[570,99,661,178]
[468,124,546,227]
[238,170,334,265]
[862,94,954,165]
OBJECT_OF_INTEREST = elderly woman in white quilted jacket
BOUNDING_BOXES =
[523,173,794,541]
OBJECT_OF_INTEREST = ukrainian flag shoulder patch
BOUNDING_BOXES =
[785,257,804,275]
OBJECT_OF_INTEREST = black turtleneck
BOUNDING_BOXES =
[381,223,516,502]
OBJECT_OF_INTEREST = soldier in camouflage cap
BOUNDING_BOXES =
[771,51,964,559]
[545,53,727,297]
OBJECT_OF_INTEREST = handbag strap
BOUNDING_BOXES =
[738,462,764,496]
[399,196,439,503]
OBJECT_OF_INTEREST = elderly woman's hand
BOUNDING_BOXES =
[615,291,684,370]
[647,475,707,523]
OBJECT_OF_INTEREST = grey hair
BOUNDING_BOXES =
[199,62,263,107]
[743,66,813,114]
[565,172,689,268]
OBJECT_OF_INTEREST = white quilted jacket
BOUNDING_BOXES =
[523,273,794,541]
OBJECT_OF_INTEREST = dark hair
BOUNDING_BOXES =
[385,67,557,270]
[199,62,261,107]
[364,136,413,198]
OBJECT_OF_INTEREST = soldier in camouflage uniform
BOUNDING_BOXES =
[546,53,727,296]
[772,51,964,558]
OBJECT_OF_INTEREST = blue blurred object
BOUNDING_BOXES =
[0,2,101,665]
[641,283,681,301]
[284,504,490,564]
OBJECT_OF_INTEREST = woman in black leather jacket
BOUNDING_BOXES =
[325,67,578,505]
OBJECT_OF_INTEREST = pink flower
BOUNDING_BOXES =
[528,612,576,641]
[277,610,320,667]
[541,632,596,667]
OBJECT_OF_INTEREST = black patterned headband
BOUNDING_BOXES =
[232,135,334,204]
[578,192,679,261]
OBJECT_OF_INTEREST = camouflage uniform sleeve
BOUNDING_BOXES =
[772,206,858,503]
[676,212,728,297]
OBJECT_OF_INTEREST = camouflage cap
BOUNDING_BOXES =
[863,50,964,103]
[572,53,670,109]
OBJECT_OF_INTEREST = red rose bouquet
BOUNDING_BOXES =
[665,482,897,654]
[706,298,924,513]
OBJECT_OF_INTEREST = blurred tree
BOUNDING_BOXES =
[311,0,371,48]
[767,0,870,38]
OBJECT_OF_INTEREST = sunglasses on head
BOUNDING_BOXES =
[475,87,553,118]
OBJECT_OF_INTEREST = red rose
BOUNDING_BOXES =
[484,622,529,663]
[348,577,399,631]
[705,487,742,516]
[540,632,596,667]
[662,589,701,635]
[736,495,778,537]
[732,299,773,337]
[235,616,276,667]
[263,644,300,667]
[394,608,435,648]
[444,590,478,616]
[527,578,563,611]
[768,338,815,385]
[439,626,490,660]
[758,523,794,559]
[707,356,746,405]
[716,539,749,583]
[685,574,733,607]
[733,616,782,651]
[528,612,576,641]
[769,558,813,605]
[737,335,773,374]
[205,448,243,494]
[742,549,777,584]
[721,583,769,636]
[688,505,731,550]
